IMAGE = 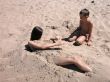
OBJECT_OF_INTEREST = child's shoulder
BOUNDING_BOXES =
[87,19,92,23]
[87,20,93,26]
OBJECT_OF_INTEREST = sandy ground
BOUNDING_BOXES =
[0,0,110,82]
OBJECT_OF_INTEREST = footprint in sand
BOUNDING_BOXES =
[62,21,74,32]
[100,44,110,56]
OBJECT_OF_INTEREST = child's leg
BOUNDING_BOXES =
[75,35,86,45]
[67,30,80,42]
[71,56,92,72]
[55,56,92,72]
[54,56,75,65]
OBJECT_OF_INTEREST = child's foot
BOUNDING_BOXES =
[72,56,92,72]
[77,60,92,72]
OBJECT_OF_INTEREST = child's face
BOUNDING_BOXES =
[80,15,88,20]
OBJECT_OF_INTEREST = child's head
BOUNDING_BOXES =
[79,9,90,18]
[30,26,43,40]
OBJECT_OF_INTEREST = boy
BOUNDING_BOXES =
[68,9,93,46]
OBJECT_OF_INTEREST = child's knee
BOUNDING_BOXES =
[76,38,83,43]
[66,58,74,63]
[76,36,86,43]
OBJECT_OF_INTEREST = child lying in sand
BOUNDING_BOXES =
[28,26,63,50]
[28,26,92,72]
[67,9,93,46]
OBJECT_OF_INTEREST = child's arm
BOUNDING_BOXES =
[86,22,93,45]
[88,23,93,41]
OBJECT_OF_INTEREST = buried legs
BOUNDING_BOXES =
[54,56,92,72]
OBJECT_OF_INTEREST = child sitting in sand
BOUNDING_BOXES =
[67,9,93,46]
[27,26,92,72]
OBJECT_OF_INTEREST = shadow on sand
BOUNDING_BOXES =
[61,64,85,73]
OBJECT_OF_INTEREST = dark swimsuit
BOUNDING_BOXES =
[73,27,87,37]
[72,27,87,46]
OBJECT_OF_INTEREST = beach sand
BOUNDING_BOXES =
[0,0,110,82]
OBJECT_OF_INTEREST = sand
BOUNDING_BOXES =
[0,0,110,82]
